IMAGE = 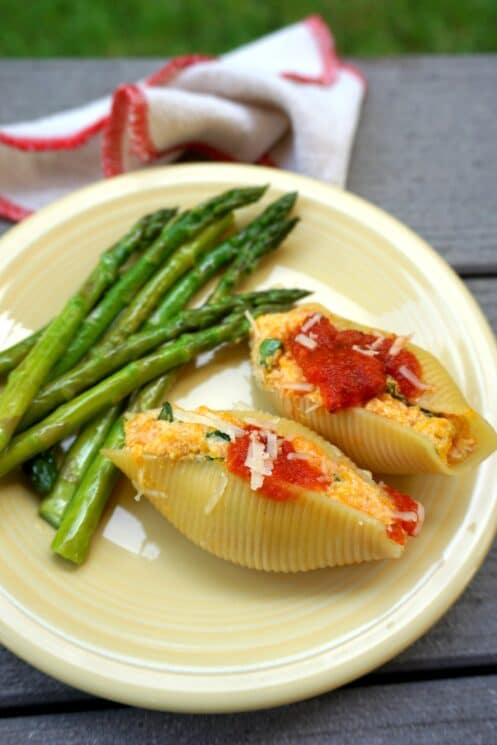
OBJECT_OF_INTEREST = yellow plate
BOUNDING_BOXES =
[0,163,496,712]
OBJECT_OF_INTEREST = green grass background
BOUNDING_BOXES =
[2,0,497,56]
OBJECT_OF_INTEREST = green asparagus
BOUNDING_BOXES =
[135,371,180,412]
[135,199,300,439]
[51,418,126,563]
[0,331,43,377]
[54,187,266,375]
[20,287,308,429]
[0,209,176,377]
[95,214,233,352]
[209,220,299,303]
[39,406,122,529]
[0,210,179,452]
[52,186,265,376]
[52,369,178,564]
[22,208,227,489]
[146,210,298,329]
[49,366,179,559]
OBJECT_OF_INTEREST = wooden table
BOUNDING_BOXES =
[0,57,496,743]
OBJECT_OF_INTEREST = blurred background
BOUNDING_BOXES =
[2,0,497,56]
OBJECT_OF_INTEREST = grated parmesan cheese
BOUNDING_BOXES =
[389,334,412,357]
[244,430,275,491]
[391,510,419,523]
[281,382,315,392]
[295,333,317,350]
[412,503,425,536]
[244,309,259,336]
[204,473,228,514]
[398,365,432,391]
[352,345,379,357]
[301,313,322,332]
[243,416,280,428]
[173,409,245,439]
[232,400,252,411]
[370,335,385,350]
[265,430,279,459]
[133,480,167,501]
[287,451,314,461]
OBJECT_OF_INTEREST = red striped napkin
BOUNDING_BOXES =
[0,16,365,221]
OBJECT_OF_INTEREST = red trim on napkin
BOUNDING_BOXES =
[146,55,215,87]
[0,117,108,153]
[0,16,365,222]
[0,197,33,221]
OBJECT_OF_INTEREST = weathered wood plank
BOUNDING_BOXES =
[465,277,497,330]
[348,57,497,273]
[1,57,496,271]
[0,274,495,708]
[1,675,496,744]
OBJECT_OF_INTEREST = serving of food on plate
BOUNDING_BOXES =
[0,180,493,569]
[0,164,496,711]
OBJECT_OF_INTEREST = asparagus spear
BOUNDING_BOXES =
[95,215,233,352]
[133,370,180,413]
[19,209,178,491]
[51,418,127,562]
[39,406,122,528]
[146,209,298,329]
[20,286,307,429]
[43,368,179,534]
[0,332,42,377]
[52,186,265,377]
[50,304,295,564]
[0,209,178,453]
[22,213,227,488]
[50,370,179,560]
[0,209,177,377]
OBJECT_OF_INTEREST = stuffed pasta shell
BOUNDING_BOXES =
[105,405,423,571]
[249,304,497,474]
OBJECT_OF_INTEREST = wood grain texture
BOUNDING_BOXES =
[348,57,497,273]
[1,57,496,272]
[1,675,496,744]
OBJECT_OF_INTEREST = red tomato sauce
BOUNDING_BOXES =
[383,484,422,545]
[226,426,330,501]
[226,426,421,545]
[288,316,423,411]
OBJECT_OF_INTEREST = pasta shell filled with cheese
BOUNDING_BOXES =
[249,304,497,475]
[104,405,423,571]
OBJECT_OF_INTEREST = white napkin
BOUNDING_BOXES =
[0,15,365,221]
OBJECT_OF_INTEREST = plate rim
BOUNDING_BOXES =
[1,162,496,712]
